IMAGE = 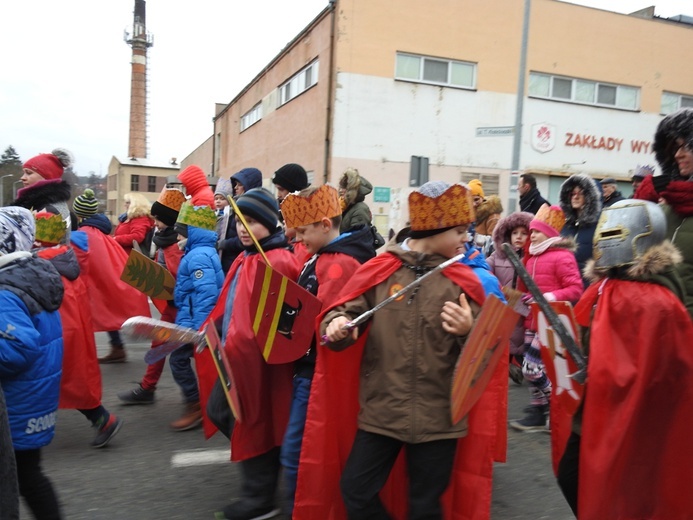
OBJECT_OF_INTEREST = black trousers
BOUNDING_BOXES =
[340,429,457,520]
[14,448,62,520]
[556,431,580,517]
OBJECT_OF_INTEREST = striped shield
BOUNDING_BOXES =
[249,261,322,364]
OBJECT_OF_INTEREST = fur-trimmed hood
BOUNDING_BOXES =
[559,174,602,226]
[491,211,533,259]
[475,195,503,225]
[653,108,693,179]
[339,168,372,207]
[584,241,682,283]
[13,180,71,210]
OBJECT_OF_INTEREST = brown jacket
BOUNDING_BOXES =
[322,240,481,443]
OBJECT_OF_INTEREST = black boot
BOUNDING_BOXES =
[220,448,281,520]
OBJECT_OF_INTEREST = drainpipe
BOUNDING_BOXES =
[323,0,337,184]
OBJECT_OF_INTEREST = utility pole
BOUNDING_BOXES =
[509,0,531,213]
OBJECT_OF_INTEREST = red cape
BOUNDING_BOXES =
[196,248,300,461]
[575,279,693,519]
[294,253,508,520]
[38,247,102,410]
[75,227,151,331]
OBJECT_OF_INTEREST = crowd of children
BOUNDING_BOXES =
[3,110,693,519]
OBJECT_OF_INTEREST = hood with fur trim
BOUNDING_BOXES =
[491,211,534,259]
[559,174,602,226]
[339,168,373,207]
[653,108,693,180]
[584,241,684,294]
[13,180,71,210]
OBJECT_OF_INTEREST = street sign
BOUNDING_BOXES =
[475,126,514,137]
[373,186,391,203]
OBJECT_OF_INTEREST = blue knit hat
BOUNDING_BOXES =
[235,188,280,233]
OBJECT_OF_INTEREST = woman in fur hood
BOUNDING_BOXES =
[13,148,75,242]
[338,167,373,233]
[558,173,602,286]
[634,107,693,319]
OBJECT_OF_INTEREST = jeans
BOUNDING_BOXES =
[340,429,457,520]
[279,376,312,515]
[169,343,199,403]
[15,448,62,520]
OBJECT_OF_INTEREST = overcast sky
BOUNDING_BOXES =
[1,1,690,176]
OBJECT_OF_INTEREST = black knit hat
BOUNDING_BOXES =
[73,188,99,218]
[235,188,280,233]
[151,201,179,227]
[272,163,309,193]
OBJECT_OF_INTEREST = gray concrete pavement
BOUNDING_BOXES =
[20,334,575,519]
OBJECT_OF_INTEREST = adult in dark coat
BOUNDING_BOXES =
[635,107,693,318]
[518,173,549,214]
[218,167,263,273]
[559,173,602,286]
[599,178,625,207]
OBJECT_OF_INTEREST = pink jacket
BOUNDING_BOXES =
[523,241,584,330]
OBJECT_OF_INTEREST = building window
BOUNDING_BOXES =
[661,91,693,115]
[147,176,157,192]
[395,52,476,89]
[528,72,639,110]
[279,60,319,106]
[460,173,499,195]
[240,103,263,131]
[130,174,139,191]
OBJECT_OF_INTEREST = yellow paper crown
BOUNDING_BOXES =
[408,184,475,231]
[281,185,342,229]
[34,212,66,245]
[176,201,217,231]
[157,187,186,212]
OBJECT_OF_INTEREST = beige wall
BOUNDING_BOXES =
[181,135,213,176]
[334,0,693,110]
[213,9,333,182]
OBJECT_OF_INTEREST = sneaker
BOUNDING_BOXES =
[91,415,124,448]
[99,346,126,364]
[216,504,281,520]
[509,405,547,432]
[118,385,155,405]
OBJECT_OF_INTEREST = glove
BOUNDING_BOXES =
[543,292,556,302]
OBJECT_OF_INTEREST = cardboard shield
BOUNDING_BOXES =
[204,323,242,422]
[120,249,176,300]
[531,301,584,415]
[451,295,518,423]
[249,261,322,364]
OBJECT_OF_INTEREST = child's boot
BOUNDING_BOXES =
[170,401,202,431]
[99,344,126,364]
[510,404,548,431]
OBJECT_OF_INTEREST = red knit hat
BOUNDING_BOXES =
[178,165,214,207]
[23,149,73,181]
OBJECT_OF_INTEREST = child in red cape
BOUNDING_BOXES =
[557,199,693,519]
[196,187,300,520]
[305,181,505,520]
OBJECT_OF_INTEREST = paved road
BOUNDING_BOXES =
[21,334,575,519]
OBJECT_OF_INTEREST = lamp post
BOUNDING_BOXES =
[0,174,16,207]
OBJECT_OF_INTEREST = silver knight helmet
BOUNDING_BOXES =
[593,199,666,269]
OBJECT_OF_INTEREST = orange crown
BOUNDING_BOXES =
[281,185,342,229]
[156,187,186,212]
[408,184,475,231]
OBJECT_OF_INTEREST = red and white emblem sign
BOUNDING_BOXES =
[531,123,556,153]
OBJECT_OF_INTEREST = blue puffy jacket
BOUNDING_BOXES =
[0,252,64,451]
[174,226,224,330]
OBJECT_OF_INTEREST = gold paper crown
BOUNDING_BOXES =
[408,184,475,231]
[157,187,186,212]
[281,185,342,229]
[34,212,66,245]
[176,201,217,231]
